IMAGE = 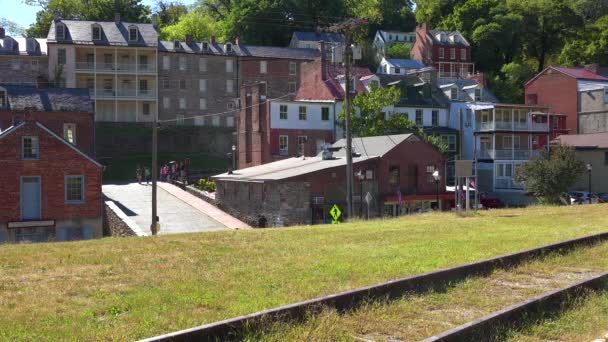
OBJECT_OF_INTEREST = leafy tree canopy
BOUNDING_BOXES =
[387,43,412,59]
[0,18,26,36]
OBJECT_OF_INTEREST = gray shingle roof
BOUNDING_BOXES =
[385,59,426,70]
[0,85,93,112]
[333,134,417,158]
[428,30,469,47]
[158,40,320,60]
[292,32,345,43]
[47,20,157,47]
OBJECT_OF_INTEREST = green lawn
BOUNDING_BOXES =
[100,152,227,183]
[0,205,607,341]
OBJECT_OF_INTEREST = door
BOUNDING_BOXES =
[21,176,41,220]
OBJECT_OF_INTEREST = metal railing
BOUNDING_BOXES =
[75,62,156,73]
[478,149,540,160]
[92,88,157,99]
[477,121,549,132]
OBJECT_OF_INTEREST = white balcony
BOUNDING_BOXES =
[477,121,549,132]
[91,88,157,100]
[75,62,156,74]
[478,149,540,160]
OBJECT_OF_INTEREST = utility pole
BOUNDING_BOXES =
[328,18,368,220]
[151,118,158,235]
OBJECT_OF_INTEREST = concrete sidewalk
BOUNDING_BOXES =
[158,182,251,229]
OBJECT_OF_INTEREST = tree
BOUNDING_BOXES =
[0,18,26,36]
[491,61,535,103]
[559,15,608,66]
[160,10,218,42]
[154,0,188,28]
[387,43,412,59]
[514,145,585,204]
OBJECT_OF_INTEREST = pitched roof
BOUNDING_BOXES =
[553,132,608,149]
[526,66,608,86]
[47,20,157,47]
[295,60,374,101]
[292,32,345,43]
[158,41,320,60]
[333,134,417,158]
[0,37,47,56]
[384,59,426,70]
[0,85,93,112]
[427,30,469,47]
[377,74,450,108]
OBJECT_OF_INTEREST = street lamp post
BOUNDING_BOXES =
[587,162,592,199]
[432,170,440,210]
[356,170,365,218]
[232,145,237,171]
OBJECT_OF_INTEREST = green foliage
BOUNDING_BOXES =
[559,15,608,66]
[155,0,188,28]
[491,62,535,103]
[387,43,412,59]
[417,128,449,154]
[514,145,585,204]
[196,178,217,193]
[160,10,218,42]
[0,18,26,36]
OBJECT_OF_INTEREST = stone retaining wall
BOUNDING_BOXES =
[103,201,148,237]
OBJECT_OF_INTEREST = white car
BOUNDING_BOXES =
[568,191,592,205]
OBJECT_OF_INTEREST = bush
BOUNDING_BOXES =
[196,178,216,193]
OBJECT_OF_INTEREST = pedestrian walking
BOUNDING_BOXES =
[136,165,143,184]
[144,166,151,184]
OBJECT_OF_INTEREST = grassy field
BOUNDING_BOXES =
[507,290,608,342]
[252,239,608,341]
[0,205,607,340]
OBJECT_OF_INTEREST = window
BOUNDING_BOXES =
[22,136,39,159]
[527,93,538,105]
[0,90,6,108]
[415,109,423,126]
[260,61,268,74]
[199,58,207,72]
[179,98,186,109]
[179,57,186,71]
[552,117,559,130]
[212,116,220,127]
[450,48,456,60]
[143,103,150,115]
[604,88,608,104]
[129,27,138,41]
[439,48,444,59]
[199,98,207,110]
[298,106,307,120]
[225,43,233,53]
[450,88,458,100]
[31,59,39,67]
[389,165,400,185]
[162,79,170,89]
[226,59,234,72]
[226,79,234,93]
[92,25,101,41]
[432,110,439,126]
[56,24,65,40]
[321,107,330,121]
[441,135,456,152]
[162,56,170,70]
[57,49,66,65]
[460,49,466,61]
[474,88,482,101]
[179,79,186,89]
[279,105,288,120]
[199,79,207,92]
[173,40,180,50]
[65,176,84,203]
[394,67,401,74]
[289,62,296,76]
[139,79,148,93]
[227,116,235,127]
[227,102,235,111]
[288,82,297,94]
[466,108,472,127]
[63,123,76,144]
[163,97,170,109]
[279,135,288,155]
[298,136,307,155]
[11,59,20,70]
[202,42,209,51]
[426,165,436,183]
[176,115,185,125]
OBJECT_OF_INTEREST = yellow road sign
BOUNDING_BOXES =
[330,205,342,224]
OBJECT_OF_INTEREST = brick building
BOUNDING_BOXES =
[0,85,95,156]
[0,27,49,86]
[158,36,319,126]
[411,24,474,80]
[525,65,608,134]
[214,134,449,227]
[0,117,103,243]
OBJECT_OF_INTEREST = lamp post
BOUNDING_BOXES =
[356,170,365,218]
[587,162,592,198]
[232,144,237,171]
[432,170,440,210]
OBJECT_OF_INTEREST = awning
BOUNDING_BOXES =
[384,194,453,203]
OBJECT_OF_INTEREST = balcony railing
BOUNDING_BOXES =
[478,149,540,160]
[495,178,524,190]
[75,62,156,73]
[92,88,157,99]
[477,121,549,132]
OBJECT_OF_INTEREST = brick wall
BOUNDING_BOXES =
[240,57,304,99]
[525,70,579,133]
[0,120,102,223]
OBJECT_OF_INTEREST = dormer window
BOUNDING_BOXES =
[225,43,232,53]
[129,26,138,41]
[173,40,180,50]
[92,25,101,41]
[202,42,209,52]
[450,87,458,100]
[436,32,446,42]
[4,38,12,51]
[56,23,66,40]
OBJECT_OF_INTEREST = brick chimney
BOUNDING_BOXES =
[468,72,486,88]
[151,14,158,29]
[584,63,600,75]
[318,41,327,81]
[0,27,4,39]
[210,36,216,45]
[115,12,121,25]
[235,36,241,46]
[185,34,193,44]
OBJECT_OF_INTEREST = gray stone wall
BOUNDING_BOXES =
[0,55,49,85]
[158,52,238,127]
[215,180,311,227]
[103,201,147,237]
[579,89,608,134]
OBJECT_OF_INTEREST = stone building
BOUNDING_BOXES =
[158,36,319,127]
[0,27,48,86]
[214,134,449,227]
[578,81,608,134]
[0,117,103,243]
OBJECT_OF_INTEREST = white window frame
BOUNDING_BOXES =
[56,24,65,40]
[450,48,456,60]
[179,98,186,110]
[22,136,39,160]
[212,116,220,127]
[142,102,150,116]
[461,49,466,61]
[226,116,235,127]
[63,123,76,144]
[298,106,307,120]
[57,49,66,65]
[176,114,185,126]
[415,109,423,126]
[225,43,233,53]
[162,56,170,70]
[279,135,289,155]
[260,60,268,74]
[199,79,207,92]
[226,59,234,73]
[450,87,458,100]
[279,105,288,120]
[199,98,207,110]
[65,175,85,204]
[163,97,170,109]
[199,58,207,72]
[202,42,209,52]
[289,62,297,76]
[92,25,101,41]
[128,27,138,42]
[432,110,439,126]
[226,79,234,93]
[179,56,187,71]
[439,47,444,59]
[288,82,297,94]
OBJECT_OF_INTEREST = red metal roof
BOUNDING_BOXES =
[552,66,608,81]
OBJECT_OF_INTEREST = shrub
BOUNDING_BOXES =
[196,178,216,193]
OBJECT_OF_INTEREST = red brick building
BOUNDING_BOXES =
[215,134,450,227]
[525,65,608,134]
[411,23,474,79]
[0,85,95,156]
[0,117,103,243]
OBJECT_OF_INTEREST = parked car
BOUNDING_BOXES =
[568,191,595,205]
[596,193,608,203]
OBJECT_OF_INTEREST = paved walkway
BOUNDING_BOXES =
[102,183,228,235]
[158,182,251,229]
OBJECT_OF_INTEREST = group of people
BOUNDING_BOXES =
[136,162,188,185]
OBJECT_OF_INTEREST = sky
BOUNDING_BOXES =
[2,0,197,31]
